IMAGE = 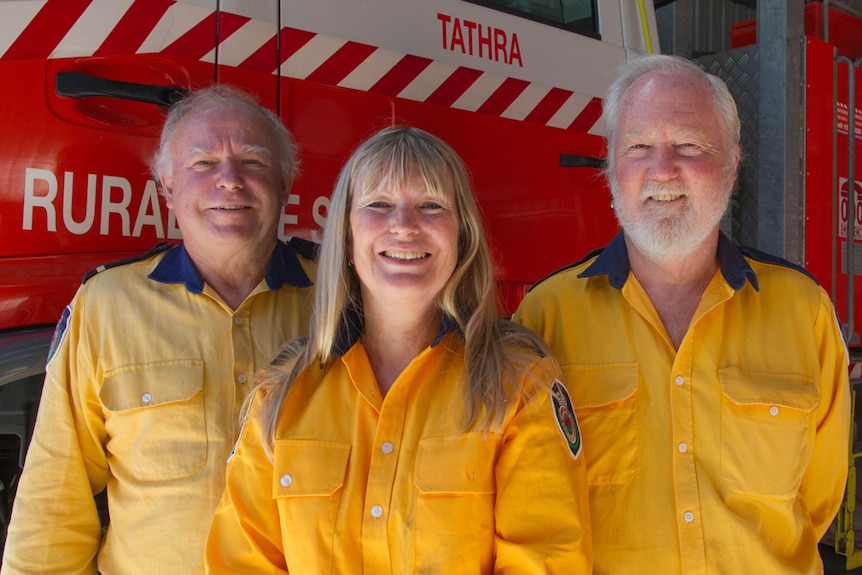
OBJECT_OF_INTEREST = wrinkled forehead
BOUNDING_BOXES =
[177,104,273,142]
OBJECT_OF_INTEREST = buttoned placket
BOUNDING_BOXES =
[359,347,430,575]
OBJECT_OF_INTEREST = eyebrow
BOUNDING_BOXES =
[188,144,272,156]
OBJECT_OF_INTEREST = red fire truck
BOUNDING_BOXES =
[0,0,658,546]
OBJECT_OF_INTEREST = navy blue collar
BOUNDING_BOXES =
[148,241,313,293]
[333,308,463,358]
[578,230,758,292]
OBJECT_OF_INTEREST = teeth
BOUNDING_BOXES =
[384,250,428,261]
[650,194,682,201]
[215,206,246,210]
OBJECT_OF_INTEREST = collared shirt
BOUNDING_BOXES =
[205,320,592,574]
[2,242,314,575]
[513,231,850,575]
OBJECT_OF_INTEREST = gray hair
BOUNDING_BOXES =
[602,54,740,185]
[151,85,298,186]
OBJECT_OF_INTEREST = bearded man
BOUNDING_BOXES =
[514,54,849,575]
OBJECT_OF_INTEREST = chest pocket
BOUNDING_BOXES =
[100,360,205,481]
[412,433,500,574]
[273,440,350,575]
[564,363,639,486]
[719,367,819,499]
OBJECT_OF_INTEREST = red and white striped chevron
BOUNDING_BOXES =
[0,0,603,134]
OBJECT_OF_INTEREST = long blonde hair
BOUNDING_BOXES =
[257,126,555,456]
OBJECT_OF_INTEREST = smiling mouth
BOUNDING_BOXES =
[382,250,429,261]
[213,205,249,210]
[649,193,685,202]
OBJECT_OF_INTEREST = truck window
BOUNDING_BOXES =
[464,0,598,38]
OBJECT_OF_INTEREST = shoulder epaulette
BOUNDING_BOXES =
[288,237,320,261]
[738,245,820,285]
[82,242,176,284]
[528,247,604,292]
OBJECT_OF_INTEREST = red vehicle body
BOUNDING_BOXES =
[0,0,657,546]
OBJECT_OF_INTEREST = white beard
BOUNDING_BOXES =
[614,180,729,264]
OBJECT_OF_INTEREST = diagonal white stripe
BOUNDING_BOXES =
[203,19,277,67]
[138,2,212,54]
[398,60,458,102]
[0,0,44,58]
[452,73,505,112]
[339,48,403,91]
[547,92,594,131]
[501,82,551,121]
[280,34,345,79]
[52,0,134,58]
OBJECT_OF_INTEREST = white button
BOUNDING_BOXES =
[370,505,383,518]
[238,374,248,384]
[381,442,394,454]
[141,393,152,403]
[684,512,694,523]
[675,376,684,386]
[769,406,779,416]
[234,317,243,325]
[280,474,293,487]
[678,443,688,453]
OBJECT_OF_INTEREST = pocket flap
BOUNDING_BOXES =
[273,440,350,497]
[100,360,203,411]
[414,433,499,495]
[719,367,819,412]
[564,363,638,408]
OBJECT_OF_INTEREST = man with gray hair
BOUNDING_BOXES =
[2,85,315,574]
[515,54,850,573]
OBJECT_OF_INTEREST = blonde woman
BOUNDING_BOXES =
[205,126,591,574]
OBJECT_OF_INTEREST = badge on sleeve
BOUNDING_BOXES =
[550,379,581,459]
[46,305,72,366]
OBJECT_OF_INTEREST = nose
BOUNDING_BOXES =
[216,159,243,191]
[647,145,678,181]
[390,205,419,235]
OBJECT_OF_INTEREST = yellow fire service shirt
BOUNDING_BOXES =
[2,241,314,575]
[205,317,592,574]
[514,231,850,575]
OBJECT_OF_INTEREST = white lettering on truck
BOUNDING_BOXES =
[24,168,328,242]
[24,168,181,238]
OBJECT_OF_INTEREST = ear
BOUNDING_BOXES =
[160,175,175,209]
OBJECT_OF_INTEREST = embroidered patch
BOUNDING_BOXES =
[551,379,581,459]
[46,306,71,366]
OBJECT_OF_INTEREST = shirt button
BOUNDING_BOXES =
[141,393,152,403]
[769,406,779,416]
[234,317,243,325]
[678,443,688,453]
[684,512,694,523]
[371,505,383,518]
[381,442,394,454]
[238,374,248,384]
[675,376,684,386]
[280,474,293,487]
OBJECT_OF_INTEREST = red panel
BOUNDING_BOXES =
[806,37,862,347]
[733,3,862,60]
[0,53,286,329]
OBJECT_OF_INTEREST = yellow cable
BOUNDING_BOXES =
[637,0,654,54]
